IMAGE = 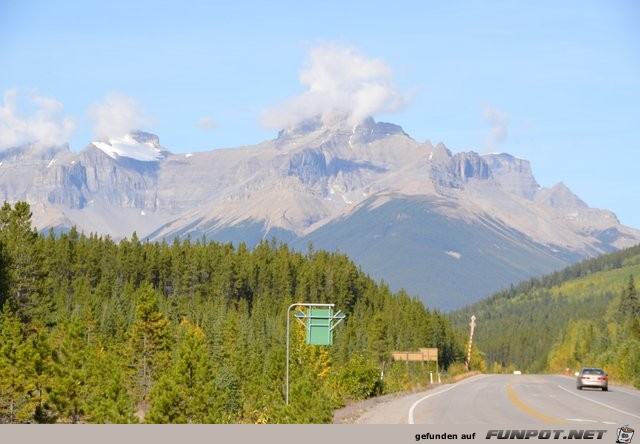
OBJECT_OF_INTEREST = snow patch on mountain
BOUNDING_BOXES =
[92,133,167,161]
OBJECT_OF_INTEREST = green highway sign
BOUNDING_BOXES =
[286,303,346,404]
[308,308,332,345]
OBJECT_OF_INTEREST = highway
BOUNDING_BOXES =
[355,374,640,425]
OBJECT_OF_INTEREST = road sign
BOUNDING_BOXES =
[286,303,346,404]
[294,307,346,345]
[420,348,438,362]
[391,348,438,362]
[308,308,332,345]
[391,347,440,384]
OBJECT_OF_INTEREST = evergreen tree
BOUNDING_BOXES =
[0,308,54,423]
[0,238,11,312]
[128,284,172,414]
[0,202,48,324]
[47,318,91,423]
[0,307,31,423]
[85,346,138,423]
[146,320,216,423]
[619,275,639,319]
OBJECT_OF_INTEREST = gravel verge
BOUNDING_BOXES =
[332,387,431,424]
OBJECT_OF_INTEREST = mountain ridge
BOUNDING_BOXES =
[1,117,638,309]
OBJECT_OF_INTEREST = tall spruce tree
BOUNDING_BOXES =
[0,306,31,423]
[619,275,639,318]
[146,320,216,423]
[47,318,91,423]
[0,202,48,324]
[128,284,172,415]
[85,345,138,423]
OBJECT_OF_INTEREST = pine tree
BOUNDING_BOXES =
[0,307,31,423]
[85,345,138,423]
[128,284,172,415]
[0,308,55,423]
[619,275,640,340]
[28,330,56,423]
[146,320,216,423]
[0,238,11,312]
[47,318,91,423]
[619,275,639,318]
[0,202,48,324]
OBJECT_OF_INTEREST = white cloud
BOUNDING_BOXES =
[0,88,76,150]
[484,105,509,152]
[88,92,150,140]
[261,43,408,129]
[197,116,216,131]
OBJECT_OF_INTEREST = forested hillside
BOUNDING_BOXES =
[450,244,640,387]
[0,202,462,424]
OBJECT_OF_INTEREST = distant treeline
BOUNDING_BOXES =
[450,243,640,387]
[0,202,462,424]
[494,244,640,297]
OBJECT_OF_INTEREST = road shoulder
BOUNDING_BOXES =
[333,372,483,424]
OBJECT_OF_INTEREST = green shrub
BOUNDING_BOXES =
[333,355,382,401]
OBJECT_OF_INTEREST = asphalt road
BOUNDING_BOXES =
[355,374,640,425]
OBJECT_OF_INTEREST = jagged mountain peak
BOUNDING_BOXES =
[276,114,408,144]
[431,142,452,159]
[536,181,589,210]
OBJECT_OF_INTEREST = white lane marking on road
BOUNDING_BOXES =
[566,418,597,422]
[562,374,640,399]
[610,386,640,399]
[408,375,487,424]
[557,385,640,420]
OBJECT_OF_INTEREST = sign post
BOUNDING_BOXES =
[391,348,439,383]
[466,314,476,370]
[286,303,346,405]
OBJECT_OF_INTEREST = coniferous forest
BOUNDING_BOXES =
[0,202,462,424]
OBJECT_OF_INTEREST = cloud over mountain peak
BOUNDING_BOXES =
[261,43,408,130]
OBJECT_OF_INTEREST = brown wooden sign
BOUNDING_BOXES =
[391,347,438,362]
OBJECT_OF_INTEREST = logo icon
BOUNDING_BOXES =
[617,425,634,444]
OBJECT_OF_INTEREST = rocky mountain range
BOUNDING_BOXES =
[2,116,639,310]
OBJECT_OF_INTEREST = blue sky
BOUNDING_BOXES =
[1,0,639,228]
